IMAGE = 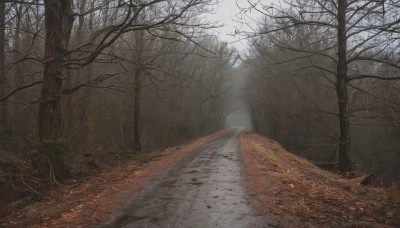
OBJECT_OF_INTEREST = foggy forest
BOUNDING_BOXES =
[1,0,400,227]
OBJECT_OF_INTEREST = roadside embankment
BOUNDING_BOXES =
[3,129,231,227]
[240,132,400,228]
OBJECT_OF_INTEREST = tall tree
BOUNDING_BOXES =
[37,0,216,180]
[38,0,74,141]
[336,0,351,172]
[241,0,400,173]
[0,1,6,134]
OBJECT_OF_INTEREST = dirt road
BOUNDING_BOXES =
[97,129,268,228]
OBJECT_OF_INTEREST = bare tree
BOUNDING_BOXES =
[0,0,237,187]
[5,0,218,180]
[240,0,400,173]
[0,1,6,134]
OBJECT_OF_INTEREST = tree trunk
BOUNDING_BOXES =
[134,69,142,152]
[37,0,74,181]
[336,0,352,173]
[133,27,144,152]
[76,0,86,38]
[39,0,73,140]
[0,1,7,134]
[122,89,135,148]
[65,0,91,140]
[10,6,23,136]
[78,0,94,145]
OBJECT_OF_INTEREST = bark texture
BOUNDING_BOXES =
[336,0,352,173]
[38,0,73,141]
[134,69,142,152]
[0,2,6,133]
[37,0,74,181]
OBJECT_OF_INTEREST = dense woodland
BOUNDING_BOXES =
[1,0,400,218]
[242,0,400,184]
[0,0,235,207]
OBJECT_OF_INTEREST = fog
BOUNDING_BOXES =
[224,68,253,129]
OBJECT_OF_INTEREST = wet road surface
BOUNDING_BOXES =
[97,129,268,228]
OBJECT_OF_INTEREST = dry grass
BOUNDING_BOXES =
[241,132,400,228]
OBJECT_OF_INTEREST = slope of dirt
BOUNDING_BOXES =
[240,132,400,228]
[2,130,230,227]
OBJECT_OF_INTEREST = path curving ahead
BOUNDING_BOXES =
[97,129,267,228]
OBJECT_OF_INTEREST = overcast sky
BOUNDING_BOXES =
[208,0,281,53]
[207,0,251,53]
